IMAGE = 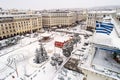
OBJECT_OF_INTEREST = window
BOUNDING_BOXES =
[5,24,7,26]
[2,31,4,34]
[10,30,12,32]
[1,27,4,30]
[9,24,11,26]
[1,24,3,27]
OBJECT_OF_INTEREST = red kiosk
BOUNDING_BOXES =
[54,37,72,48]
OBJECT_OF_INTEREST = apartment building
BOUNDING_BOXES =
[86,12,96,31]
[42,11,76,28]
[9,9,35,15]
[0,14,42,39]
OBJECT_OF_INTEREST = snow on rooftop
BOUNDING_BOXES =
[93,16,120,49]
[116,12,120,15]
[112,37,120,48]
[103,16,111,20]
[0,14,42,17]
[92,32,120,50]
[88,10,116,14]
[92,49,120,73]
[92,33,112,46]
[40,32,52,37]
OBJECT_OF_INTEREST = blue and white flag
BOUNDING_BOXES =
[96,21,114,35]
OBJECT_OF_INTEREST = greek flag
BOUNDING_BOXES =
[96,21,114,35]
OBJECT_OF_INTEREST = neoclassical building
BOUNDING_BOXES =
[0,9,88,39]
[0,14,42,39]
[42,11,76,28]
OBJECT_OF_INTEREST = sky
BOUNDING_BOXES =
[0,0,120,10]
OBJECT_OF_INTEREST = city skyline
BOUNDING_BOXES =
[0,0,120,10]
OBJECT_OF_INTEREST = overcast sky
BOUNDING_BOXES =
[0,0,120,10]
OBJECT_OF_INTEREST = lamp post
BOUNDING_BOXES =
[13,58,19,77]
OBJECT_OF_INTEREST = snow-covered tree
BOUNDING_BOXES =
[34,43,48,64]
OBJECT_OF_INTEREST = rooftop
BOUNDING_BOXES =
[0,14,42,18]
[92,49,120,73]
[88,10,116,14]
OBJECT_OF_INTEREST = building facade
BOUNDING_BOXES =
[8,9,35,15]
[0,8,9,15]
[42,11,76,28]
[0,14,42,39]
[86,12,96,31]
[76,9,87,22]
[0,9,88,39]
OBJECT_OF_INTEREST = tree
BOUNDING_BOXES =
[62,41,74,57]
[34,43,48,64]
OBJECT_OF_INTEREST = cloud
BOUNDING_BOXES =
[0,0,120,10]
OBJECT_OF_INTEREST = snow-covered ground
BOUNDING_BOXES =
[0,22,120,80]
[0,28,85,80]
[56,25,93,36]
